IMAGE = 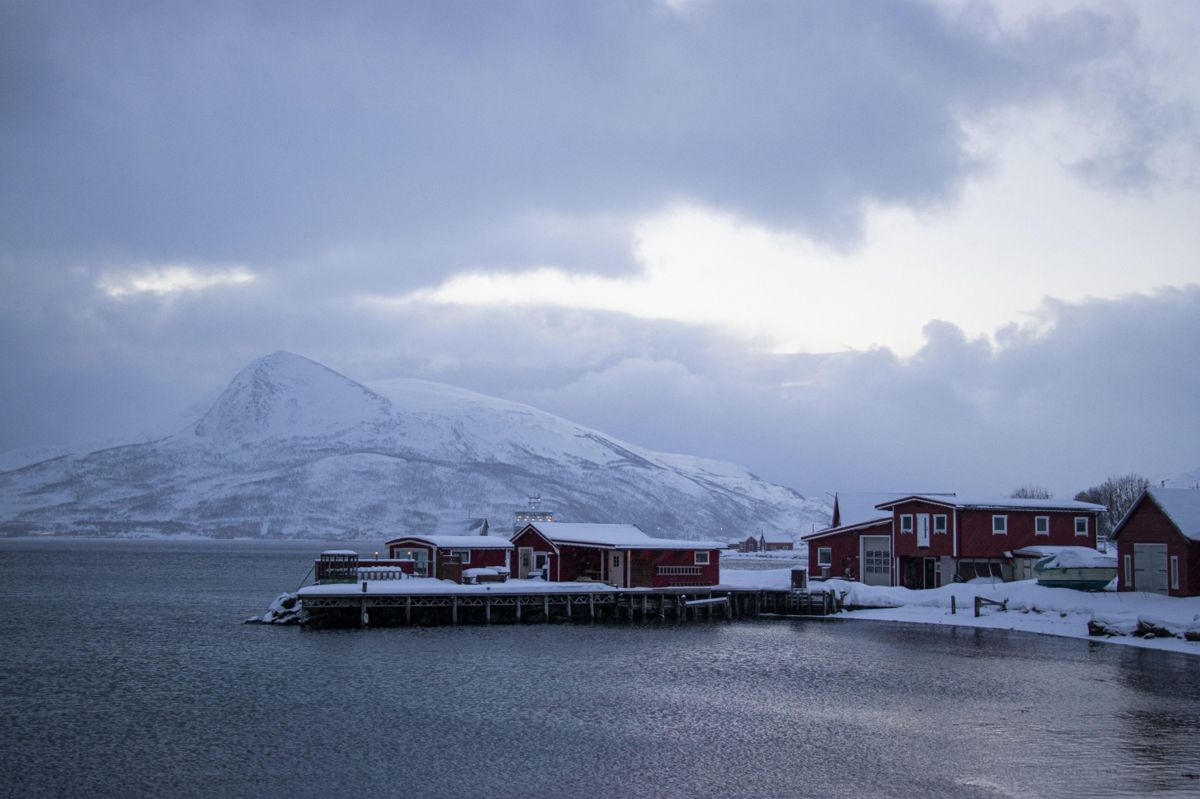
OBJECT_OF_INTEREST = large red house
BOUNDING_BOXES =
[1112,487,1200,596]
[512,522,722,588]
[803,492,1105,589]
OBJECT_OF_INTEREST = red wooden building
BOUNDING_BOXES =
[512,522,722,587]
[803,492,1105,589]
[1112,487,1200,596]
[802,492,905,586]
[384,535,514,579]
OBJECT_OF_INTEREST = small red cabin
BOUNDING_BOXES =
[1112,487,1200,596]
[512,522,722,587]
[385,535,514,579]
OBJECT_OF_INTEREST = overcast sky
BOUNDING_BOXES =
[2,0,1197,498]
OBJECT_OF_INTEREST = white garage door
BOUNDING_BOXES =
[860,536,893,587]
[1134,543,1169,594]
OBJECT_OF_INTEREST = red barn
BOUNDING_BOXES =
[384,535,514,579]
[1112,487,1200,596]
[512,522,722,587]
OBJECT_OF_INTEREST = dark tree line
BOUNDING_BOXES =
[1073,473,1150,538]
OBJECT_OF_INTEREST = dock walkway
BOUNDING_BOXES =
[298,580,839,628]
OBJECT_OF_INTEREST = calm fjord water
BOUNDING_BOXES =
[1,538,1198,799]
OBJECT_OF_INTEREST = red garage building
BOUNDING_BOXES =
[512,522,722,587]
[1112,487,1200,596]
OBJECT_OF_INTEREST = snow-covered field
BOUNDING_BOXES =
[719,565,1200,656]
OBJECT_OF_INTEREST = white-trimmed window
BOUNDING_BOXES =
[933,514,947,535]
[695,551,710,565]
[1123,554,1133,588]
[1035,516,1050,536]
[450,549,471,564]
[900,514,914,534]
[1170,556,1180,591]
[817,547,832,567]
[992,515,1007,535]
[1074,517,1088,537]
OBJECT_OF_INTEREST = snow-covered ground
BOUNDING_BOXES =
[720,565,1200,655]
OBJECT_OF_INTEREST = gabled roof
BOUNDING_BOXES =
[832,492,942,527]
[522,522,722,550]
[385,534,514,549]
[802,515,892,542]
[1113,487,1200,542]
[874,494,1106,513]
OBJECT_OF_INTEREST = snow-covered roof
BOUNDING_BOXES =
[385,534,514,549]
[802,515,892,541]
[524,522,722,550]
[321,549,358,556]
[1138,487,1200,541]
[875,494,1106,513]
[832,492,930,527]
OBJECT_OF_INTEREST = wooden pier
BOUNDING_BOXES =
[299,585,841,629]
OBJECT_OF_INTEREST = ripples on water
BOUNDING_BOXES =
[1,539,1198,799]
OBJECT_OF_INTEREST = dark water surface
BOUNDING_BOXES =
[1,539,1198,799]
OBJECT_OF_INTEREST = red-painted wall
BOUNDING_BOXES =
[556,544,605,581]
[890,501,955,558]
[629,548,720,587]
[1115,498,1200,596]
[958,509,1096,558]
[805,523,889,581]
[386,539,510,578]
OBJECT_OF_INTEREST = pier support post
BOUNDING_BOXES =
[516,598,522,623]
[405,596,411,626]
[452,596,458,626]
[485,599,491,625]
[360,597,369,629]
[544,596,550,623]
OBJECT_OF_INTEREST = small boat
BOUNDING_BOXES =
[1032,547,1117,591]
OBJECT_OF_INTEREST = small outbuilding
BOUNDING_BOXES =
[385,535,514,579]
[1112,487,1200,596]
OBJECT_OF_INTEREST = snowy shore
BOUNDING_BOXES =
[720,566,1200,656]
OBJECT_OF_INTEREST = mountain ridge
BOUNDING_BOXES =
[0,352,830,540]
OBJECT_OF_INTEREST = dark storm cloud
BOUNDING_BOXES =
[1,0,1142,287]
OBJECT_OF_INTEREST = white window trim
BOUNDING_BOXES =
[1123,554,1133,588]
[1074,517,1088,537]
[992,515,1007,535]
[1035,516,1050,536]
[450,549,471,564]
[900,514,914,534]
[817,547,832,567]
[1170,556,1180,591]
[695,551,710,565]
[933,514,947,534]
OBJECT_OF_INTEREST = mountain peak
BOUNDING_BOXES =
[192,352,392,442]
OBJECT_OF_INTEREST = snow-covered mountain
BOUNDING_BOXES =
[0,352,828,540]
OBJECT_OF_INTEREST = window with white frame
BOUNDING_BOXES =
[1074,517,1088,537]
[992,515,1007,535]
[695,551,710,565]
[900,515,914,534]
[450,549,471,564]
[1123,554,1133,588]
[1170,556,1180,590]
[817,547,832,567]
[1035,516,1049,536]
[933,514,947,534]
